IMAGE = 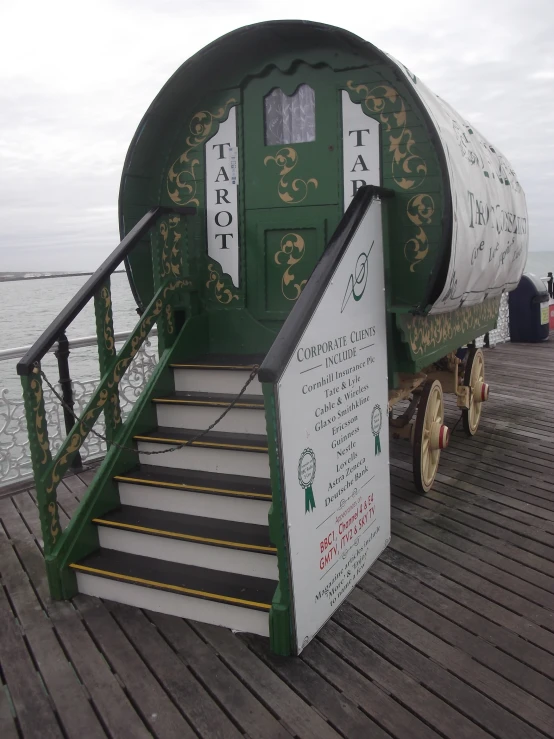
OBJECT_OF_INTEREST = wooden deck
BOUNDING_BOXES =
[2,340,554,739]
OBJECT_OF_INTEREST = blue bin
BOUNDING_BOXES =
[508,273,550,342]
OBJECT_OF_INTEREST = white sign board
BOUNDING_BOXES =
[387,56,528,314]
[275,198,390,653]
[205,106,240,287]
[342,91,380,211]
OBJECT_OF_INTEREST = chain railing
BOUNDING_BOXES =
[2,291,512,494]
[13,206,196,599]
[0,331,159,490]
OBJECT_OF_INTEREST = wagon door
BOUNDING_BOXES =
[242,68,342,325]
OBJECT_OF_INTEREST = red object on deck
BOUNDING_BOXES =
[549,302,554,330]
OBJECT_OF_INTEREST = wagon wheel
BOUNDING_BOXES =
[413,380,449,493]
[462,348,489,436]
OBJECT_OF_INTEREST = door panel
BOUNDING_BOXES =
[242,65,342,324]
[246,206,338,322]
[243,67,340,211]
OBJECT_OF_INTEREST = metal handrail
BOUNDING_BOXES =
[0,329,158,363]
[16,205,195,375]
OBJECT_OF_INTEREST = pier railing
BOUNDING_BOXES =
[13,206,196,584]
[1,331,158,492]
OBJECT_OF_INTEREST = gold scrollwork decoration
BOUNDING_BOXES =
[402,298,501,356]
[165,304,174,334]
[347,80,427,190]
[111,392,121,426]
[404,194,435,272]
[160,216,182,278]
[48,502,60,543]
[46,389,110,494]
[167,99,237,206]
[31,377,50,464]
[264,147,318,204]
[44,279,191,496]
[206,264,239,305]
[100,286,115,353]
[275,232,307,300]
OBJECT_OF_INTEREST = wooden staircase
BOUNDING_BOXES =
[69,356,277,636]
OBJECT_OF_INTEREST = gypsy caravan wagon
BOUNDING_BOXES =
[18,20,528,655]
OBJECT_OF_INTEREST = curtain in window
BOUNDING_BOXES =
[264,84,316,146]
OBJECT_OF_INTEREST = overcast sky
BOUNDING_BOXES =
[0,0,551,271]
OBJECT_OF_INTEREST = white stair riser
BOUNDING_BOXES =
[173,368,263,396]
[118,482,270,526]
[98,526,278,581]
[75,572,270,637]
[137,442,270,478]
[156,403,267,435]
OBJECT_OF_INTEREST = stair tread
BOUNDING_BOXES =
[93,505,275,552]
[170,354,265,370]
[152,391,264,407]
[114,465,272,500]
[71,550,275,611]
[134,427,268,451]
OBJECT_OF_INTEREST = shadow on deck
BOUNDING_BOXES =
[1,341,554,739]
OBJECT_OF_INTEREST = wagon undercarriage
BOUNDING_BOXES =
[389,347,490,492]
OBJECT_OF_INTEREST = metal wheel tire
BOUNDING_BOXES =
[462,347,485,436]
[413,379,444,493]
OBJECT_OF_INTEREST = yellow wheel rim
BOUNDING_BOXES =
[421,381,444,490]
[468,349,485,434]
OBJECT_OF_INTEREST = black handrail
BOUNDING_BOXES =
[17,205,195,375]
[258,186,394,384]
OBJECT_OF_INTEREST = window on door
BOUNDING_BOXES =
[264,84,316,146]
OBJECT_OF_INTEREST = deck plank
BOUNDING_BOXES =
[196,622,342,739]
[244,632,393,739]
[149,611,295,739]
[334,602,548,739]
[0,527,106,739]
[0,587,62,739]
[2,340,554,738]
[75,595,196,739]
[107,602,245,739]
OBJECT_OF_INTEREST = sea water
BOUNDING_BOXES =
[2,251,554,403]
[0,272,140,402]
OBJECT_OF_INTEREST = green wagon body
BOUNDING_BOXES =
[119,20,528,383]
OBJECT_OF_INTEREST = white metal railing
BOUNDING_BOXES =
[0,292,513,493]
[0,331,149,363]
[0,330,158,491]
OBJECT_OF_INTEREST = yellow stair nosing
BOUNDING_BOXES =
[92,517,277,554]
[133,434,268,452]
[169,363,258,370]
[152,398,263,409]
[69,563,271,610]
[113,474,271,500]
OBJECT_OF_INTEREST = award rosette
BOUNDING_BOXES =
[371,404,383,455]
[298,448,316,513]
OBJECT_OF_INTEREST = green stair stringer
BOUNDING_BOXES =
[49,314,210,600]
[263,383,294,656]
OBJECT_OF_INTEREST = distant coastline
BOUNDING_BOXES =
[0,270,125,283]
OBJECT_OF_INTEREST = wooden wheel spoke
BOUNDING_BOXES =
[463,348,485,437]
[414,379,444,493]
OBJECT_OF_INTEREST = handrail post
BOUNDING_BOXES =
[94,279,121,448]
[153,213,185,354]
[55,332,83,469]
[20,368,62,580]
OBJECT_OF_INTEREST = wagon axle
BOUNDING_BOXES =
[389,347,488,493]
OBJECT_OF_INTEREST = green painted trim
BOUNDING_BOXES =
[94,279,121,448]
[51,314,208,599]
[20,372,60,579]
[263,382,293,656]
[40,278,187,499]
[396,297,501,370]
